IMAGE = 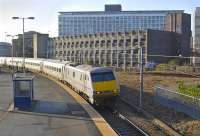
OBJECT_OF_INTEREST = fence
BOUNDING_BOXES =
[154,86,200,119]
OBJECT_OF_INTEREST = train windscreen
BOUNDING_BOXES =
[91,72,115,82]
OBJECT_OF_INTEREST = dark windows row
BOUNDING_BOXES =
[45,65,61,72]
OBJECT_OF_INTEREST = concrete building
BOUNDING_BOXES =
[164,12,191,57]
[33,33,49,58]
[58,5,184,36]
[47,38,54,59]
[13,31,50,58]
[193,7,200,65]
[0,42,11,57]
[13,31,35,57]
[52,30,189,70]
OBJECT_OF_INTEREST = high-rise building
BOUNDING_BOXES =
[165,12,191,57]
[13,31,35,58]
[13,31,50,58]
[0,42,11,57]
[33,33,49,58]
[192,7,200,66]
[58,5,184,36]
[194,7,200,51]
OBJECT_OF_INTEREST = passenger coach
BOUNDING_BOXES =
[0,57,120,106]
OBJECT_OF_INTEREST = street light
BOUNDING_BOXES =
[12,16,35,72]
[138,29,144,108]
[6,34,18,73]
[4,32,7,42]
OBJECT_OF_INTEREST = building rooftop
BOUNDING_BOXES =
[0,42,11,47]
[59,10,184,15]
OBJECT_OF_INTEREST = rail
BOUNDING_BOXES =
[96,106,149,136]
[118,113,149,136]
[120,98,182,136]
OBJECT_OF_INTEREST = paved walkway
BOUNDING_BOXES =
[0,71,101,136]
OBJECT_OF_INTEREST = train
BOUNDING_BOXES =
[0,57,120,106]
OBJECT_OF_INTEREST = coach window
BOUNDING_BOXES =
[73,72,75,77]
[80,74,82,80]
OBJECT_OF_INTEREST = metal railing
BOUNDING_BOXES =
[154,86,200,119]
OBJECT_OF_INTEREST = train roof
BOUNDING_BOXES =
[76,65,113,73]
[45,59,72,64]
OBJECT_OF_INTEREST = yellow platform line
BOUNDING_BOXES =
[8,103,14,112]
[38,73,117,136]
[0,102,13,123]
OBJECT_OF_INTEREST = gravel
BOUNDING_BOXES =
[117,72,200,136]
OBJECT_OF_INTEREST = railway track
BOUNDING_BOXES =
[119,98,183,136]
[97,107,149,136]
[134,71,200,78]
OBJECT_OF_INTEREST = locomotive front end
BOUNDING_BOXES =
[91,68,120,105]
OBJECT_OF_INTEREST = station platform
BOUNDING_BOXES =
[0,71,116,136]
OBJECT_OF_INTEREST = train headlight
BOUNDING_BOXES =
[94,91,101,95]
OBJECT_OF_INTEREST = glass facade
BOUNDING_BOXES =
[58,11,183,36]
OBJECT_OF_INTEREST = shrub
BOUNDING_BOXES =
[155,64,170,71]
[168,58,180,66]
[177,81,200,99]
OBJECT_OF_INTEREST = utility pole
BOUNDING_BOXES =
[6,34,18,74]
[138,30,144,107]
[12,16,35,73]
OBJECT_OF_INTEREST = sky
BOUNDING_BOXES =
[0,0,200,43]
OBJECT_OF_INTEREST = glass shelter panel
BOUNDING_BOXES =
[15,81,30,96]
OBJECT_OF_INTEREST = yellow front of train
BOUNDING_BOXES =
[91,68,120,105]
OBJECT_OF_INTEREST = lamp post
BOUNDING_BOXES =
[4,32,7,42]
[12,16,34,73]
[138,29,144,108]
[6,34,18,73]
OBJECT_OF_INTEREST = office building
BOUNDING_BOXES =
[13,31,50,58]
[165,12,191,57]
[193,7,200,65]
[0,42,11,57]
[33,33,49,58]
[58,5,184,36]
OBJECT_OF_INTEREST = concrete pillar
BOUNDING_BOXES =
[98,38,101,66]
[131,34,133,68]
[105,50,107,66]
[93,50,96,65]
[111,39,113,67]
[83,50,85,64]
[123,35,126,71]
[88,50,90,63]
[123,51,126,71]
[61,38,64,61]
[99,50,101,66]
[117,33,119,68]
[69,42,72,62]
